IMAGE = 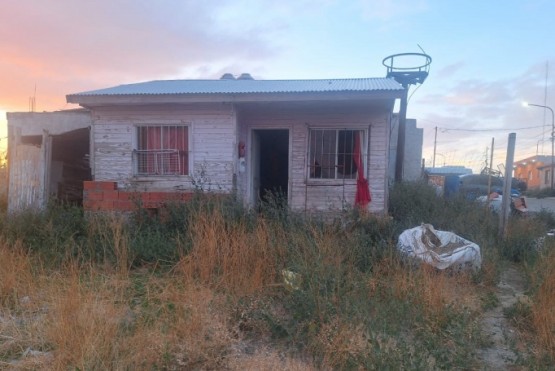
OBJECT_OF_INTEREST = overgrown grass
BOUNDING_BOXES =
[0,183,554,368]
[509,237,555,368]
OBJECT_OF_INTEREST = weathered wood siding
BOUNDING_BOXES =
[8,144,43,211]
[89,102,391,213]
[90,104,237,192]
[238,105,390,213]
[7,111,92,212]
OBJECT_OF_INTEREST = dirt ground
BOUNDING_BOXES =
[477,265,527,370]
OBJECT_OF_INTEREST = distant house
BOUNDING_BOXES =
[513,155,553,190]
[8,75,404,214]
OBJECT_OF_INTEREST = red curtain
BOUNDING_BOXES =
[353,131,371,208]
[146,126,161,174]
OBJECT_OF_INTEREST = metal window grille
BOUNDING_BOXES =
[134,125,188,176]
[134,149,182,175]
[308,129,363,179]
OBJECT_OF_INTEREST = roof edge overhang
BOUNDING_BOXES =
[67,90,403,108]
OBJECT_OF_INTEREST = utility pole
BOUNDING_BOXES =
[499,133,516,238]
[487,137,494,196]
[432,126,437,168]
[394,84,409,181]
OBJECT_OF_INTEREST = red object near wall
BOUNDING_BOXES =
[353,132,371,208]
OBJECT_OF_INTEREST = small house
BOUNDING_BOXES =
[513,155,553,190]
[9,75,404,214]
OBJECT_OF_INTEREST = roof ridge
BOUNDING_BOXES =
[67,77,404,98]
[134,77,389,83]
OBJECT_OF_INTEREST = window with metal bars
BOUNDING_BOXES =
[134,125,189,176]
[308,129,364,179]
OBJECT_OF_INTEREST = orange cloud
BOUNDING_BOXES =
[0,0,276,113]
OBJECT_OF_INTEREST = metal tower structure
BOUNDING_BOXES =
[383,52,432,182]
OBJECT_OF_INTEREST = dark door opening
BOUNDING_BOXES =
[49,128,91,205]
[254,129,289,204]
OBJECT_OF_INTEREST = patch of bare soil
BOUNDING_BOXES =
[477,265,527,370]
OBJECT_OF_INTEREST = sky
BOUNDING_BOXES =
[1,0,554,172]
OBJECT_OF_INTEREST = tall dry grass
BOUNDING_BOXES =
[44,270,237,370]
[45,268,125,369]
[0,186,507,369]
[177,207,285,296]
[371,255,478,330]
[0,239,34,308]
[0,239,45,367]
[529,247,555,359]
[86,213,131,276]
[0,210,300,369]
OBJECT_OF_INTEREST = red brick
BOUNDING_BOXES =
[83,181,118,191]
[86,200,104,211]
[132,192,148,202]
[85,190,104,201]
[114,200,134,211]
[95,182,118,191]
[83,181,96,190]
[142,200,162,209]
[148,192,169,201]
[118,192,131,201]
[97,200,114,210]
[103,191,119,201]
[168,192,185,201]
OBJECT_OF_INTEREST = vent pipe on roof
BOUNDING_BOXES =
[220,73,235,80]
[237,73,254,80]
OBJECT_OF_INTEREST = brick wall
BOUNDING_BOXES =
[82,181,194,211]
[514,161,544,190]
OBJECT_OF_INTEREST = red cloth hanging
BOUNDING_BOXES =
[146,126,161,174]
[353,131,371,208]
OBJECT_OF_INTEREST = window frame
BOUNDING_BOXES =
[133,123,191,177]
[307,128,367,181]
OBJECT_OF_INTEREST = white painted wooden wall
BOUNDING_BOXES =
[90,103,237,192]
[238,106,390,213]
[90,103,391,214]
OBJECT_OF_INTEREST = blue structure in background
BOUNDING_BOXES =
[444,175,460,198]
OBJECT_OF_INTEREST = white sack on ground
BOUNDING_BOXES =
[397,224,481,271]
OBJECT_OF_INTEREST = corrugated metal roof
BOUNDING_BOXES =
[69,77,403,97]
[425,166,473,175]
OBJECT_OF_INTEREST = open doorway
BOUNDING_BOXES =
[252,129,289,205]
[49,128,91,205]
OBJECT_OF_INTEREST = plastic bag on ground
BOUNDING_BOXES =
[397,224,481,271]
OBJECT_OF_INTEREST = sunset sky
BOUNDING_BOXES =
[1,0,554,171]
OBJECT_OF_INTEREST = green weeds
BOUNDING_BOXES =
[1,182,555,368]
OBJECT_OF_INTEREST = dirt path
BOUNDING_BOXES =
[477,265,527,370]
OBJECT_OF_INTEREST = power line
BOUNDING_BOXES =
[439,125,545,132]
[419,118,547,132]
